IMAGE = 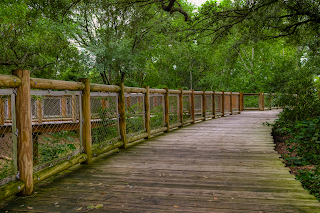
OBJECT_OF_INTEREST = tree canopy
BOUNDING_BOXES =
[0,0,319,95]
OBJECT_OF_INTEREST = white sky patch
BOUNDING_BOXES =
[188,0,208,6]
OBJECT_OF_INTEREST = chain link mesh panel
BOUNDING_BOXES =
[91,93,119,149]
[31,91,81,168]
[0,90,16,186]
[183,95,192,121]
[244,95,259,108]
[232,95,239,111]
[125,94,145,138]
[205,95,212,115]
[150,94,165,130]
[194,95,202,118]
[270,94,279,108]
[169,95,179,125]
[224,94,231,113]
[215,94,223,116]
[264,94,271,109]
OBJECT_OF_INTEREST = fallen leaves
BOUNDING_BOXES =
[173,205,179,208]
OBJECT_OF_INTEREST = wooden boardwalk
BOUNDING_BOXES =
[1,110,320,213]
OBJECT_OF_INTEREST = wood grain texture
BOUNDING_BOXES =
[164,88,169,132]
[30,78,85,90]
[118,83,127,149]
[222,91,225,116]
[179,89,183,126]
[202,90,206,120]
[0,74,21,88]
[12,69,33,196]
[144,86,151,139]
[230,91,233,115]
[90,83,120,92]
[190,89,195,124]
[2,110,320,213]
[79,78,92,165]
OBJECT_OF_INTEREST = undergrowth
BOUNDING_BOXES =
[271,106,320,201]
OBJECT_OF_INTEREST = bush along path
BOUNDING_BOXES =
[271,115,320,201]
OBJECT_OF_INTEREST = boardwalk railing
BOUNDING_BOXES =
[0,70,279,200]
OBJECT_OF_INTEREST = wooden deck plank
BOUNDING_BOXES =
[1,110,320,212]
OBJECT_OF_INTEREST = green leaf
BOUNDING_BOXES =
[95,204,103,209]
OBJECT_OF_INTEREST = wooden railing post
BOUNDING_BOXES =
[144,86,151,139]
[164,88,169,132]
[61,97,66,117]
[179,89,183,126]
[202,90,206,120]
[230,91,233,115]
[118,83,128,148]
[36,99,42,123]
[262,93,265,111]
[79,78,92,164]
[238,92,241,114]
[190,89,195,123]
[222,91,225,116]
[0,99,4,125]
[12,69,33,196]
[259,92,263,111]
[269,93,272,110]
[212,91,216,118]
[240,92,244,111]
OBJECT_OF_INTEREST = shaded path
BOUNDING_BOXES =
[1,110,320,212]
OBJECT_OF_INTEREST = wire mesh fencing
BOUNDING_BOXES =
[232,94,239,112]
[183,94,192,121]
[194,95,203,119]
[31,90,82,169]
[169,94,179,125]
[0,89,17,186]
[205,94,212,116]
[244,95,259,109]
[264,94,272,109]
[215,94,223,116]
[125,94,145,138]
[224,94,231,113]
[91,92,119,150]
[150,94,165,130]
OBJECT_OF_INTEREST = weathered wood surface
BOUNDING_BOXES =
[2,110,320,212]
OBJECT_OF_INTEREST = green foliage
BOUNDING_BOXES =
[296,167,320,201]
[40,131,77,163]
[126,102,144,135]
[150,105,164,129]
[282,117,320,166]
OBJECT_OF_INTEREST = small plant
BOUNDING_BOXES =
[39,131,77,163]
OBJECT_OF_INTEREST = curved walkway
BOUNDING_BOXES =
[1,110,320,212]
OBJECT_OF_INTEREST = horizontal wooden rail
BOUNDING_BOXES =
[243,93,259,96]
[124,87,147,93]
[149,89,166,93]
[0,180,25,201]
[90,84,120,92]
[168,89,181,94]
[194,91,204,95]
[30,78,85,90]
[0,74,21,88]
